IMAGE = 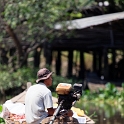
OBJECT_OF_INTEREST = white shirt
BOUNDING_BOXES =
[25,83,53,124]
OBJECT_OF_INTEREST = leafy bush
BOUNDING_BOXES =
[0,105,2,112]
[0,66,81,93]
[0,117,5,124]
[0,105,5,124]
[0,66,37,91]
[81,82,124,105]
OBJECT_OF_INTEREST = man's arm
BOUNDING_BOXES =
[47,108,56,116]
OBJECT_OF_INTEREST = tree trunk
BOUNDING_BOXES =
[5,25,24,68]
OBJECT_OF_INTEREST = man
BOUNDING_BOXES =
[25,68,74,124]
[25,68,55,124]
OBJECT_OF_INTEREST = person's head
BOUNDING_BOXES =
[36,68,53,87]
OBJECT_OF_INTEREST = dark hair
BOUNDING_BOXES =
[37,80,44,84]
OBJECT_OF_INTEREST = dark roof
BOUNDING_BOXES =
[52,12,124,50]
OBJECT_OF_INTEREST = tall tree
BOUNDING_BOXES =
[0,0,96,70]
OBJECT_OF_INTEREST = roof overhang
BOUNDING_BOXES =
[54,11,124,30]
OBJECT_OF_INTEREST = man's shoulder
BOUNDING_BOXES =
[44,87,51,93]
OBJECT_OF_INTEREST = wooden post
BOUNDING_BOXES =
[112,49,115,66]
[98,50,102,76]
[68,50,73,77]
[93,51,97,72]
[56,50,61,75]
[43,41,52,66]
[103,48,109,79]
[33,48,41,68]
[79,50,85,79]
[27,82,32,89]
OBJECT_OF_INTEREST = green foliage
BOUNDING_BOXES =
[0,66,80,93]
[98,83,118,99]
[0,0,97,69]
[115,0,124,9]
[75,83,124,120]
[2,0,96,41]
[0,105,5,124]
[70,12,83,18]
[0,105,2,112]
[0,66,37,91]
[0,117,5,124]
[81,82,124,106]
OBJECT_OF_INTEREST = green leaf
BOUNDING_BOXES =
[0,105,3,112]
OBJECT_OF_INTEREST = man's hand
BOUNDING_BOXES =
[47,108,56,116]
